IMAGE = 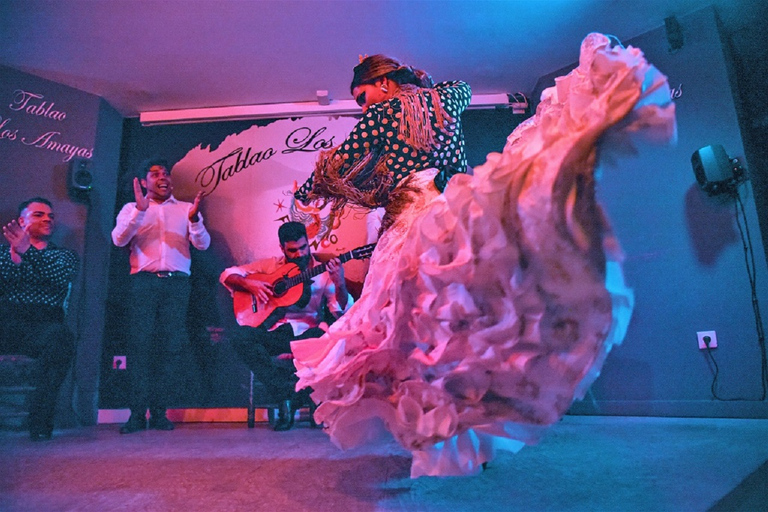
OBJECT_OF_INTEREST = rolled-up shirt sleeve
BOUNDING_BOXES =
[219,257,280,296]
[111,203,145,247]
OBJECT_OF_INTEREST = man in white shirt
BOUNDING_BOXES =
[111,158,210,434]
[220,222,352,431]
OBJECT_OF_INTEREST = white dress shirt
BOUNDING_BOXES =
[111,195,210,274]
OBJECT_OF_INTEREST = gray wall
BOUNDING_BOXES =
[0,65,123,425]
[531,7,768,418]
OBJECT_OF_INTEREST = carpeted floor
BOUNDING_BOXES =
[1,415,767,511]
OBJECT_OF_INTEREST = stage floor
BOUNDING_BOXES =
[1,415,767,511]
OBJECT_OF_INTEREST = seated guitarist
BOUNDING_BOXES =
[219,221,353,431]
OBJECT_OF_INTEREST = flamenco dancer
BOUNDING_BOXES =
[292,34,677,477]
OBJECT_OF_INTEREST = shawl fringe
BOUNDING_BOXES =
[305,85,454,230]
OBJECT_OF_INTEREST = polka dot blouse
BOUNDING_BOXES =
[296,81,472,203]
[0,244,79,310]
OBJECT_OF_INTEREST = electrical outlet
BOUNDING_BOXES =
[697,331,718,350]
[113,355,127,370]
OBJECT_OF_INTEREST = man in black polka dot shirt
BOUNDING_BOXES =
[0,197,79,441]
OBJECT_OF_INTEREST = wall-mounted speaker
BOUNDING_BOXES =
[691,145,745,196]
[665,15,684,53]
[68,158,93,191]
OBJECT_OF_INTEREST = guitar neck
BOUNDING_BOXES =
[285,250,355,288]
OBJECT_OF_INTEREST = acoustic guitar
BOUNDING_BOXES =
[232,243,376,328]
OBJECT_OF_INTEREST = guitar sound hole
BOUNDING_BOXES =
[273,281,287,296]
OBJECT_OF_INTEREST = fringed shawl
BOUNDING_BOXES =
[305,84,455,231]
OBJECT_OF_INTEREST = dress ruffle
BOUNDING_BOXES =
[292,33,676,477]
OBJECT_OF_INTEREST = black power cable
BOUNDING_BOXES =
[704,181,767,401]
[732,187,768,400]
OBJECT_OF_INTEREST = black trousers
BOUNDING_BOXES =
[0,302,75,434]
[125,272,190,418]
[229,323,322,403]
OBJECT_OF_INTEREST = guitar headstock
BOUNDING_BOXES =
[351,243,376,260]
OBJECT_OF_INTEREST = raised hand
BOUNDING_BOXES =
[2,220,30,263]
[133,178,150,211]
[188,191,204,222]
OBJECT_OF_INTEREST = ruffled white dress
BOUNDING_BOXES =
[292,33,677,477]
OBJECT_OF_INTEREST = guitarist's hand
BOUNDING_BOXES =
[244,278,273,306]
[327,258,349,310]
[327,258,345,289]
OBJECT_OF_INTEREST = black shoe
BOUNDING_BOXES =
[148,415,175,431]
[273,399,294,432]
[120,415,147,434]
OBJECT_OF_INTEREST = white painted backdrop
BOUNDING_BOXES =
[171,115,375,282]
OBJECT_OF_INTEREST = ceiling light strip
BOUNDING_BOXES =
[139,93,515,126]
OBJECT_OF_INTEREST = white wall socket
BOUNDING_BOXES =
[697,331,718,350]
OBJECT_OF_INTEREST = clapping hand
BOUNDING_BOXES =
[133,178,150,211]
[188,191,204,222]
[2,219,30,263]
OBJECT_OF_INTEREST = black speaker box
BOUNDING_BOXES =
[665,15,684,52]
[691,145,740,196]
[68,158,93,191]
[691,145,731,185]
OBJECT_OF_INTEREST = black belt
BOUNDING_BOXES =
[141,271,188,278]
